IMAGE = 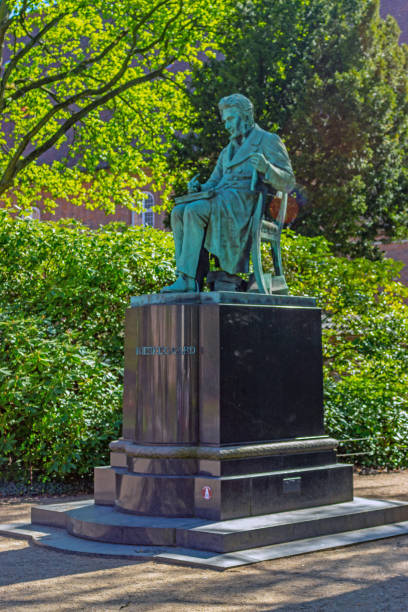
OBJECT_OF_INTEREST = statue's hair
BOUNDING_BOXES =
[218,94,254,127]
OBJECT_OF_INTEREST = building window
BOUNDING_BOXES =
[142,192,155,227]
[23,207,41,220]
[131,192,155,227]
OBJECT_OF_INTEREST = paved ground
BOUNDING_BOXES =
[0,472,407,611]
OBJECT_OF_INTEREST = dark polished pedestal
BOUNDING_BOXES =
[94,292,353,520]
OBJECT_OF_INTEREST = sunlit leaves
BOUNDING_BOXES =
[0,0,234,213]
[0,212,176,481]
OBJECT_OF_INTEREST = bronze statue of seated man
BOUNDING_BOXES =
[161,93,295,293]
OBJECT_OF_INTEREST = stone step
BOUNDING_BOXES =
[3,519,408,569]
[31,496,408,554]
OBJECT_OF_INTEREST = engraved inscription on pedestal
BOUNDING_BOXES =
[283,476,302,494]
[122,304,199,445]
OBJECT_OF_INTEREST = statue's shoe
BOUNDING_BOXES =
[160,275,198,293]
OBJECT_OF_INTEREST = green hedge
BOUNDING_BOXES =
[0,212,407,482]
[282,232,408,467]
[0,214,176,482]
[0,311,122,480]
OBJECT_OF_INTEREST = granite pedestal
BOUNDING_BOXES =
[95,292,353,521]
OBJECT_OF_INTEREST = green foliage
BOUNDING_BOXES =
[0,0,233,213]
[172,0,408,256]
[0,215,407,481]
[282,230,408,466]
[0,310,122,480]
[285,0,408,255]
[0,214,175,360]
[0,212,175,482]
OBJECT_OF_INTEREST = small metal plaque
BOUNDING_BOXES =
[282,477,301,494]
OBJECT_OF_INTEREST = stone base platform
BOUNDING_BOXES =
[1,497,407,569]
[98,438,353,521]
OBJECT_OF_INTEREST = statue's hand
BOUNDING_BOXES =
[188,174,201,193]
[249,153,268,174]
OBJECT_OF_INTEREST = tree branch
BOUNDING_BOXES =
[0,11,68,109]
[0,58,175,190]
[20,61,174,170]
[4,28,130,109]
[39,85,62,105]
[132,1,184,56]
[1,27,143,183]
[0,1,13,75]
[1,141,11,155]
[132,0,182,33]
[0,0,187,195]
[160,72,186,92]
[0,1,12,40]
[4,1,183,109]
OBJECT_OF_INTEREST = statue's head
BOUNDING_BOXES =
[218,94,254,138]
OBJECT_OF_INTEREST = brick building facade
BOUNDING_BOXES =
[380,242,408,286]
[31,188,165,230]
[380,0,408,43]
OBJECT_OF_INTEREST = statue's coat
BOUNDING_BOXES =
[199,124,295,274]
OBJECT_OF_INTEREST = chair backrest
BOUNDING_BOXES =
[274,191,288,229]
[249,180,289,295]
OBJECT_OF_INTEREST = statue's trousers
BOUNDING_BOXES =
[171,199,212,278]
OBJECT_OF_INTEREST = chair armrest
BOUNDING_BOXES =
[260,219,279,240]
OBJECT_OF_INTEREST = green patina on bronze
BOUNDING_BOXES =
[162,94,295,293]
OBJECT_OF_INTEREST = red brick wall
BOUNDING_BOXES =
[37,194,166,230]
[381,0,408,43]
[39,198,132,228]
[380,242,408,286]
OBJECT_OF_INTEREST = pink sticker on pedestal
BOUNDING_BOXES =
[201,485,213,500]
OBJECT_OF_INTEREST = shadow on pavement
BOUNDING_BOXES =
[0,535,407,611]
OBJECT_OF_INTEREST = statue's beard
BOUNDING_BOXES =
[229,116,253,140]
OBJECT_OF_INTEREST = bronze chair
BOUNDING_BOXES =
[183,175,289,294]
[248,179,289,295]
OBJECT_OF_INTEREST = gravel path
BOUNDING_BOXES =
[0,472,407,611]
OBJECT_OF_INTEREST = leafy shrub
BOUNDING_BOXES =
[0,309,122,480]
[0,214,407,482]
[325,374,408,468]
[0,213,175,483]
[0,215,175,363]
[282,230,408,467]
